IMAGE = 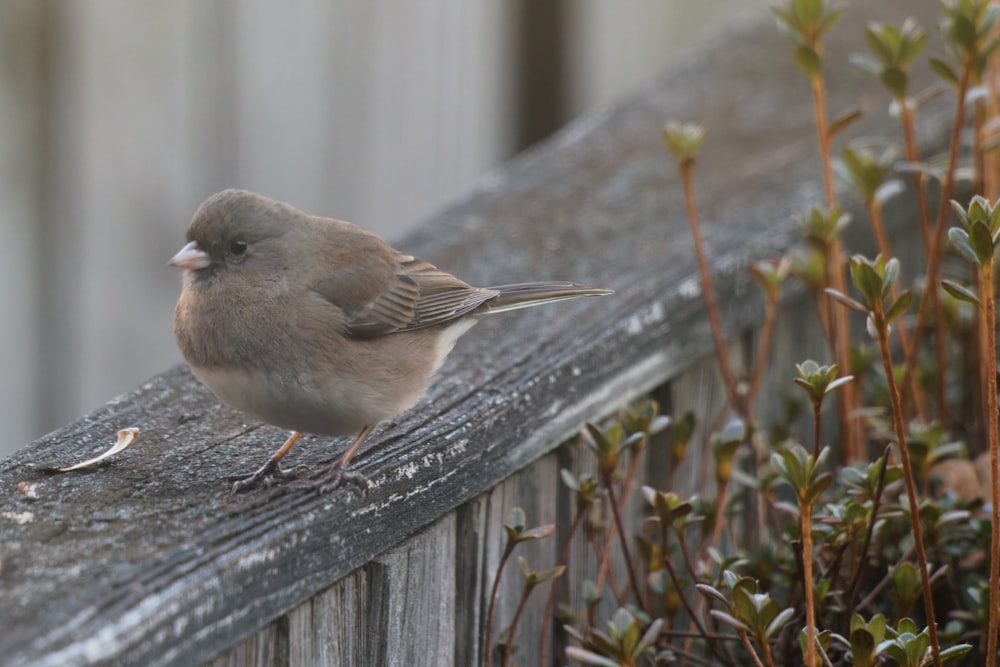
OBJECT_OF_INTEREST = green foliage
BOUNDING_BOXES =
[546,2,1000,666]
[565,609,663,667]
[839,143,901,206]
[939,0,1000,80]
[795,205,850,251]
[852,18,927,98]
[662,121,706,165]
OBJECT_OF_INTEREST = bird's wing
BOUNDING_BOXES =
[311,253,498,337]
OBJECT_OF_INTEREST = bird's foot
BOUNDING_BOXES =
[289,465,369,496]
[222,460,311,494]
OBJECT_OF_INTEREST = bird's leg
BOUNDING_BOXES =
[225,431,309,494]
[291,424,374,494]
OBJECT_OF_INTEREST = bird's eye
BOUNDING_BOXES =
[229,239,248,256]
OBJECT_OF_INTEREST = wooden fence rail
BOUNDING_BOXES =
[1,1,947,665]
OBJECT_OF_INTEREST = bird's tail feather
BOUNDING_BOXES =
[485,282,612,314]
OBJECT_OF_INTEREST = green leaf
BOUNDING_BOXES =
[719,419,747,444]
[634,618,664,656]
[765,607,795,638]
[695,583,730,607]
[828,106,863,137]
[941,280,983,309]
[564,647,620,667]
[795,44,822,77]
[864,24,894,65]
[851,261,884,306]
[884,290,912,325]
[882,257,900,296]
[850,626,876,660]
[709,609,750,633]
[825,288,868,313]
[850,52,881,76]
[939,643,973,663]
[929,57,959,86]
[970,219,996,265]
[880,66,908,97]
[950,15,978,51]
[949,199,971,227]
[948,227,979,265]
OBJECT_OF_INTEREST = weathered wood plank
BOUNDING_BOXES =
[1,1,948,665]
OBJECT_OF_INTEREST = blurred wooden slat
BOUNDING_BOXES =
[0,1,770,458]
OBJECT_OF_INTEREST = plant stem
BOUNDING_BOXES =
[677,528,699,584]
[876,318,943,667]
[981,257,1000,667]
[678,159,745,418]
[897,98,943,423]
[738,631,767,667]
[595,448,643,606]
[661,528,730,666]
[847,446,892,612]
[866,201,927,423]
[539,508,584,667]
[748,296,778,402]
[809,70,857,461]
[589,531,627,609]
[502,584,534,667]
[898,100,933,252]
[602,470,646,612]
[484,545,515,667]
[801,501,818,667]
[811,402,822,460]
[901,58,973,414]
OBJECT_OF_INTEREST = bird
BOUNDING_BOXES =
[169,189,612,493]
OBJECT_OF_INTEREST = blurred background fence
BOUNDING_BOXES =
[0,0,768,456]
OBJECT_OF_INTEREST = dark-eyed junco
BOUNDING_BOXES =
[170,189,611,493]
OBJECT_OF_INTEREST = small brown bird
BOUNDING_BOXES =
[170,189,611,493]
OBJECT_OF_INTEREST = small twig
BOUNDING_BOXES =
[856,545,916,613]
[677,154,745,419]
[737,631,767,667]
[901,56,973,418]
[602,471,646,613]
[589,530,627,609]
[484,546,516,667]
[539,509,585,667]
[501,585,533,667]
[661,527,734,667]
[877,315,943,667]
[847,445,892,611]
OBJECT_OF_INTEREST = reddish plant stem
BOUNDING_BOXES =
[601,470,646,613]
[981,260,1000,667]
[846,445,892,612]
[901,59,973,415]
[876,315,943,667]
[595,449,642,604]
[484,546,515,667]
[659,526,731,665]
[801,502,818,667]
[866,201,926,423]
[539,508,585,667]
[738,631,767,667]
[809,71,857,461]
[589,531,626,610]
[501,584,534,667]
[678,160,745,419]
[897,100,939,423]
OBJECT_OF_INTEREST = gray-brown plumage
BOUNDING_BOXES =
[170,189,611,493]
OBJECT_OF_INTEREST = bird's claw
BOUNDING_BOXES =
[290,466,369,497]
[222,461,311,494]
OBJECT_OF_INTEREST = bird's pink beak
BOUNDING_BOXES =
[169,241,211,271]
